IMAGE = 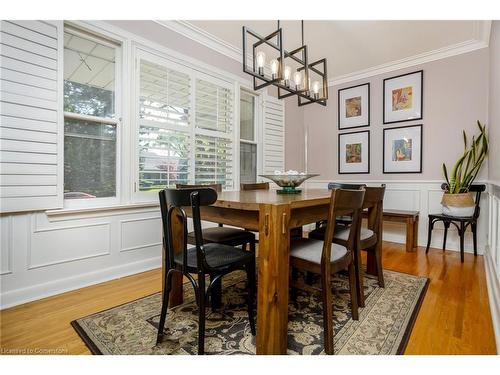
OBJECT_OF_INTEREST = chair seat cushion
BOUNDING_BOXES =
[334,227,374,241]
[290,238,348,264]
[187,227,254,244]
[174,243,253,270]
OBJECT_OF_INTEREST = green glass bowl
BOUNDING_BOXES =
[259,174,319,194]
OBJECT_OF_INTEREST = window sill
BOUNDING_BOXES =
[46,202,159,220]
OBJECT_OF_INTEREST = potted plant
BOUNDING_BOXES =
[441,121,488,217]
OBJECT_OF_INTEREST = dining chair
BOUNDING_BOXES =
[240,182,303,239]
[426,183,486,262]
[176,183,255,310]
[309,182,366,237]
[289,188,365,355]
[157,187,256,355]
[176,183,255,251]
[309,185,386,307]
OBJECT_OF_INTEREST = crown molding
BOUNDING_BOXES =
[156,20,493,88]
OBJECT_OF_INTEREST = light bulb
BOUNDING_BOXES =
[270,59,279,79]
[293,71,302,88]
[284,65,292,80]
[256,51,265,76]
[312,81,321,98]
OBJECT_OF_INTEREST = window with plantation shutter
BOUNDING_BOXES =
[194,78,234,189]
[0,20,64,213]
[137,58,191,192]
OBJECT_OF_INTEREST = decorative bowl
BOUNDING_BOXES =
[259,173,319,194]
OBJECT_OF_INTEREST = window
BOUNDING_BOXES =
[240,91,258,183]
[63,26,120,201]
[135,52,236,198]
[194,78,234,189]
[138,60,191,192]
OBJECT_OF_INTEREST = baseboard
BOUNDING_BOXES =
[484,246,500,352]
[0,256,161,310]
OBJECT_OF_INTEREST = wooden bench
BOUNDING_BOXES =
[363,209,419,252]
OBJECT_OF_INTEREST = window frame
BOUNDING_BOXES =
[238,88,261,184]
[62,24,123,209]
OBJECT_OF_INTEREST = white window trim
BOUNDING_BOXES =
[62,23,124,209]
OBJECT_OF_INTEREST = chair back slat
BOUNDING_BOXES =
[327,182,365,190]
[240,182,270,191]
[176,183,222,193]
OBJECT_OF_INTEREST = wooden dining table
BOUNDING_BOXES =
[165,188,362,355]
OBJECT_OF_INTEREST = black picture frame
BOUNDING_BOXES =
[383,124,423,174]
[338,130,370,174]
[383,70,423,125]
[338,83,370,130]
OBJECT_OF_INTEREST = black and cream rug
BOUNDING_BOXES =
[72,269,428,355]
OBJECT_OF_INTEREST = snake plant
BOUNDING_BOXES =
[442,121,488,194]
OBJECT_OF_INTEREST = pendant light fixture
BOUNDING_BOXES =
[242,21,328,106]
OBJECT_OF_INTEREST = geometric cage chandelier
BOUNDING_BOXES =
[242,21,328,106]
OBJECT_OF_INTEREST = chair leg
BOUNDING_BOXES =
[290,267,298,303]
[197,273,206,355]
[321,269,334,355]
[374,242,385,288]
[249,238,256,254]
[348,262,359,321]
[305,272,315,285]
[425,219,434,254]
[472,222,478,256]
[443,221,450,251]
[245,261,256,336]
[459,222,465,263]
[156,270,173,345]
[353,242,365,308]
[210,274,222,311]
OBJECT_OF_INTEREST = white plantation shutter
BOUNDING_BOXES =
[194,78,234,189]
[137,58,191,191]
[262,94,285,174]
[0,20,63,213]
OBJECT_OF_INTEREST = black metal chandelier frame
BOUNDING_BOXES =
[242,21,328,107]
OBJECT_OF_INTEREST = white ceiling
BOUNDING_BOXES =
[184,20,489,81]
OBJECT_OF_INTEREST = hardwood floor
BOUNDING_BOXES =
[0,242,496,355]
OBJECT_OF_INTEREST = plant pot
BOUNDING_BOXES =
[441,192,475,217]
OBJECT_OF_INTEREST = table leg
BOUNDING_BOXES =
[167,209,184,307]
[256,204,290,355]
[413,216,419,250]
[406,217,416,253]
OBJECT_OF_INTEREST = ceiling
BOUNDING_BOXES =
[183,20,490,83]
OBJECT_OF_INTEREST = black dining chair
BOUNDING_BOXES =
[425,183,486,262]
[156,187,256,354]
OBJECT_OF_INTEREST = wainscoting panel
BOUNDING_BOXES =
[120,216,162,253]
[0,216,12,275]
[305,180,489,254]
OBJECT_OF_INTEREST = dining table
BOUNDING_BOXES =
[164,188,365,355]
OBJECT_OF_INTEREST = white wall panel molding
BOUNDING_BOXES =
[0,216,13,275]
[305,179,489,254]
[0,255,161,309]
[119,216,162,253]
[27,214,111,270]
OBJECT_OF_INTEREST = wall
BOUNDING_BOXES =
[485,20,500,352]
[284,97,305,171]
[304,49,489,181]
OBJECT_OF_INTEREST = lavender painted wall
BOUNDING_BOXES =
[284,97,305,171]
[489,21,500,184]
[298,49,490,181]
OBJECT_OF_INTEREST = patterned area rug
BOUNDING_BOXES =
[72,269,428,355]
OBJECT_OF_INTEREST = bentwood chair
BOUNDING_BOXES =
[157,187,256,355]
[289,188,365,355]
[426,183,486,262]
[176,183,255,252]
[240,182,303,239]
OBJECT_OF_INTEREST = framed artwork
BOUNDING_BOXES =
[383,70,423,124]
[383,124,422,173]
[338,130,370,174]
[338,83,370,129]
